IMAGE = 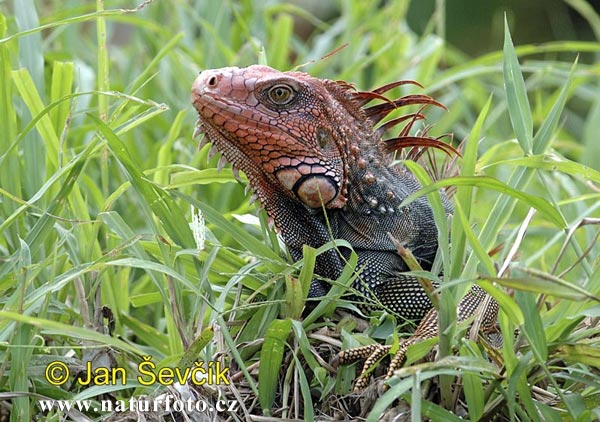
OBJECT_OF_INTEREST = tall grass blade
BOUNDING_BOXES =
[503,17,532,154]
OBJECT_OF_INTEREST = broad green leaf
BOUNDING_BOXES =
[460,344,484,421]
[404,337,437,366]
[582,95,600,171]
[12,68,60,171]
[515,291,548,361]
[451,95,493,279]
[0,13,21,249]
[129,292,164,307]
[477,279,524,325]
[169,168,240,187]
[120,313,170,356]
[49,61,74,140]
[563,393,588,422]
[536,402,564,422]
[556,344,600,367]
[267,13,293,70]
[259,318,292,414]
[298,245,316,300]
[420,400,466,422]
[284,274,304,320]
[367,378,412,422]
[177,326,215,371]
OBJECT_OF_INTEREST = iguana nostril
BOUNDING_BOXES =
[207,75,217,87]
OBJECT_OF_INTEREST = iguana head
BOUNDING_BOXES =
[191,65,451,212]
[192,65,371,210]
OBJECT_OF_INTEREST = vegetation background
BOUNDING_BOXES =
[0,0,599,421]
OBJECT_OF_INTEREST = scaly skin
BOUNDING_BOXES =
[190,65,495,389]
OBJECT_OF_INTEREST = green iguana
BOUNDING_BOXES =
[191,65,498,389]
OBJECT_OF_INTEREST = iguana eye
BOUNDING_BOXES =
[268,84,294,105]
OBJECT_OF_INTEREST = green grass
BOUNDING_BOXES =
[1,0,600,421]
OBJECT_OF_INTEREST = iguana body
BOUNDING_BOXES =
[190,65,496,388]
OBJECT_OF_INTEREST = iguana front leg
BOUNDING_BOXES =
[335,285,499,391]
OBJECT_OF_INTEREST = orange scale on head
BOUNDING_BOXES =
[240,109,255,119]
[231,74,245,87]
[224,121,238,133]
[213,114,226,126]
[235,129,248,138]
[298,164,312,175]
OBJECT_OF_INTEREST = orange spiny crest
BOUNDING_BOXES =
[363,94,446,124]
[384,135,460,158]
[334,80,357,92]
[376,112,426,135]
[390,133,461,189]
[332,80,445,143]
[351,80,424,107]
[347,79,458,164]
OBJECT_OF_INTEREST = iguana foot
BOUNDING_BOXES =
[335,287,501,391]
[334,344,392,390]
[334,308,439,391]
[335,339,425,391]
